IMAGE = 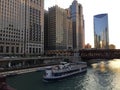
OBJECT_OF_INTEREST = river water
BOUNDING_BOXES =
[7,59,120,90]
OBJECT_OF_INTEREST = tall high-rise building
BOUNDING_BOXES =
[94,13,109,49]
[0,0,44,56]
[0,0,25,56]
[66,9,73,50]
[47,5,73,50]
[70,0,85,50]
[25,0,44,55]
[44,10,48,51]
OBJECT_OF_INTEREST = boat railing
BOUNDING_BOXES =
[52,65,80,73]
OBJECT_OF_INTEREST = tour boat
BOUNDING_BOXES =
[43,62,87,81]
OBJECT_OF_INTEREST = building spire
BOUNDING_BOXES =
[73,0,78,3]
[72,0,78,4]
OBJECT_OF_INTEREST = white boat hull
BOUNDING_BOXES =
[43,69,87,81]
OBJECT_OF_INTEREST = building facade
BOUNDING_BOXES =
[47,5,73,50]
[25,0,44,56]
[85,43,92,49]
[44,10,48,51]
[0,0,44,56]
[109,44,116,49]
[94,13,109,49]
[0,0,25,56]
[70,0,85,50]
[66,9,73,50]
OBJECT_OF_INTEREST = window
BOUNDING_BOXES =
[0,46,3,53]
[11,46,14,53]
[39,48,41,53]
[29,47,31,53]
[6,46,9,53]
[36,48,38,53]
[16,47,19,53]
[33,48,35,53]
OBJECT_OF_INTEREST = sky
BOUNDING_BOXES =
[44,0,120,49]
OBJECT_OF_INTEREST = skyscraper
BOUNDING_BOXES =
[66,9,73,50]
[0,0,44,56]
[25,0,44,55]
[0,0,25,56]
[94,13,109,49]
[47,5,73,50]
[70,0,85,50]
[44,10,48,51]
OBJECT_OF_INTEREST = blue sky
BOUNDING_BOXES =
[45,0,120,48]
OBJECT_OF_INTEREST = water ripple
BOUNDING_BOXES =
[7,59,120,90]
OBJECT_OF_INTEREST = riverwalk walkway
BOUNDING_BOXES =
[0,65,52,77]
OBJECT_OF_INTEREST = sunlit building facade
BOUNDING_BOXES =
[85,43,92,49]
[70,0,85,50]
[109,44,116,49]
[0,0,44,56]
[94,13,109,49]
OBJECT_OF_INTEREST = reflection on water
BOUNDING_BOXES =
[108,59,120,90]
[92,59,120,72]
[92,59,120,89]
[108,59,120,72]
[7,59,120,90]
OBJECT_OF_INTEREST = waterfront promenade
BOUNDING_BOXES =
[0,56,81,76]
[0,65,52,77]
[0,56,63,76]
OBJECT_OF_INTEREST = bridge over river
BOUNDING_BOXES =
[79,49,120,59]
[1,49,120,74]
[46,49,120,60]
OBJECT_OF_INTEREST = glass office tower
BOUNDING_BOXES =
[94,13,109,49]
[70,0,85,50]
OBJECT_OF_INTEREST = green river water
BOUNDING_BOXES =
[7,59,120,90]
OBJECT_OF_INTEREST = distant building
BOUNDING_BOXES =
[0,0,44,56]
[94,13,109,49]
[47,5,73,50]
[70,0,85,50]
[109,44,116,49]
[85,43,92,49]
